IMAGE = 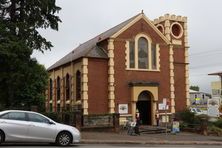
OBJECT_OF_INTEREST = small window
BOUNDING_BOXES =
[57,76,61,100]
[66,74,70,100]
[76,71,81,101]
[129,41,135,68]
[28,113,49,123]
[2,112,26,121]
[0,113,9,119]
[49,79,53,100]
[151,44,157,69]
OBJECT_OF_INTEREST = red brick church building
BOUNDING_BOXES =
[46,12,190,125]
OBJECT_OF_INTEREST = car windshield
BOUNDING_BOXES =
[196,108,201,112]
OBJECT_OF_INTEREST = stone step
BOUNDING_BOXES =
[139,126,171,134]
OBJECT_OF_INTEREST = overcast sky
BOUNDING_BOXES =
[32,0,222,93]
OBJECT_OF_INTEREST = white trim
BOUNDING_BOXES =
[82,58,88,115]
[126,33,160,71]
[169,45,175,113]
[111,13,170,45]
[170,22,184,39]
[135,33,152,69]
[126,68,160,72]
[155,24,165,34]
[108,39,115,113]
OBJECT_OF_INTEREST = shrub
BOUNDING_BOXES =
[208,125,222,136]
[176,109,202,124]
[213,118,222,129]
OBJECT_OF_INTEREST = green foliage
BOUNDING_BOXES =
[190,85,200,91]
[176,109,202,124]
[208,125,222,136]
[213,118,222,129]
[0,0,61,52]
[0,0,61,111]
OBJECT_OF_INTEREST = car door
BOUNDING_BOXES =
[27,113,56,142]
[0,112,29,141]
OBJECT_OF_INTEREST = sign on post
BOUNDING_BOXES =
[207,98,220,117]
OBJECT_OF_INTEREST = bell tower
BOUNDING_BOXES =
[153,14,188,47]
[153,14,190,113]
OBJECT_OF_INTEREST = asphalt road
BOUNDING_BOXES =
[1,144,222,148]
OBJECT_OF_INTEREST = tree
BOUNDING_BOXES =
[190,85,200,91]
[0,0,61,110]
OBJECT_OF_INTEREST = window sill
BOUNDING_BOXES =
[126,68,160,72]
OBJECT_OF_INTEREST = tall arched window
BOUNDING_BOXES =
[65,74,70,100]
[56,76,60,100]
[49,79,53,100]
[129,41,135,68]
[151,44,157,69]
[138,37,148,69]
[76,71,81,101]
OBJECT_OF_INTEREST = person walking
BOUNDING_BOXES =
[135,110,140,135]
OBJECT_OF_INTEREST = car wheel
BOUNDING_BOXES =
[56,132,72,146]
[0,131,4,144]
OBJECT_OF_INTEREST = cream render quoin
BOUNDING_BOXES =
[46,12,189,125]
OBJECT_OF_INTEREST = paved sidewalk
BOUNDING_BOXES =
[81,131,222,145]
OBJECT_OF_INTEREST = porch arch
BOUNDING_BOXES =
[130,82,158,125]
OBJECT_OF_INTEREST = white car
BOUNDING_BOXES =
[190,107,207,115]
[0,110,80,146]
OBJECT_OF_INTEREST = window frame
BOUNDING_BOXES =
[27,113,50,124]
[126,33,159,71]
[0,112,27,121]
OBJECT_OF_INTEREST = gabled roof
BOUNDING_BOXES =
[208,71,222,76]
[48,13,170,71]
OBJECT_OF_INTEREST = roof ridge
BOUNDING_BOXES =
[47,13,143,71]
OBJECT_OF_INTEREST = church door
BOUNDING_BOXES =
[136,91,152,125]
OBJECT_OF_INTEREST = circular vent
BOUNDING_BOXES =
[171,22,183,39]
[156,24,164,34]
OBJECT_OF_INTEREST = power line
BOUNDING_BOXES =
[189,49,222,57]
[190,63,222,69]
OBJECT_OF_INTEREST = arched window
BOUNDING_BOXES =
[56,76,60,100]
[76,71,81,101]
[65,74,70,100]
[129,41,135,68]
[49,79,53,100]
[151,44,157,69]
[127,34,159,71]
[138,37,148,69]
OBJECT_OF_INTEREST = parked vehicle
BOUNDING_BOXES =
[0,110,80,146]
[190,107,207,115]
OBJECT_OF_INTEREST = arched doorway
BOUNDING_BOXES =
[136,91,152,125]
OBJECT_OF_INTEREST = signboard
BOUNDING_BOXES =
[207,98,220,117]
[118,104,128,114]
[172,121,180,133]
[158,103,169,110]
[158,98,169,110]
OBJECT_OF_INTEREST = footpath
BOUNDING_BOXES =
[81,131,222,145]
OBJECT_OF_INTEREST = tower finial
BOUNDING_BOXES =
[141,10,144,14]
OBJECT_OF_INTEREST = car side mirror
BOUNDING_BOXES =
[48,120,55,125]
